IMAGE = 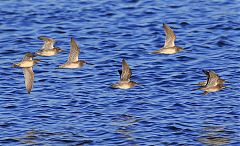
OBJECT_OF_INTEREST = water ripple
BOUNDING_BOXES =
[0,0,239,145]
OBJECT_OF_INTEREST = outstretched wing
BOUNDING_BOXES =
[38,36,55,50]
[163,23,176,48]
[67,37,80,62]
[120,59,132,81]
[206,71,220,87]
[23,67,34,94]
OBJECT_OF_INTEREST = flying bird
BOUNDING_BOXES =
[59,37,91,68]
[111,59,139,89]
[13,53,40,94]
[196,70,226,95]
[153,23,183,54]
[35,36,62,56]
[13,53,40,68]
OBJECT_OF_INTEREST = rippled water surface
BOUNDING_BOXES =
[0,0,240,145]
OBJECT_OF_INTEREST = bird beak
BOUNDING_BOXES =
[224,80,230,83]
[86,62,94,65]
[136,83,143,86]
[224,86,233,90]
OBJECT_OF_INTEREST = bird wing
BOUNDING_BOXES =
[118,70,122,80]
[198,81,207,86]
[163,23,176,48]
[23,67,34,94]
[120,59,132,81]
[67,37,80,62]
[38,36,55,50]
[206,71,220,87]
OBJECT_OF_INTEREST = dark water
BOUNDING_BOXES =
[0,0,240,145]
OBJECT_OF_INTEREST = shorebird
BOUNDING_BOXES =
[13,53,40,94]
[35,36,62,56]
[59,37,91,68]
[111,59,139,89]
[196,70,226,95]
[152,23,183,54]
[13,53,40,68]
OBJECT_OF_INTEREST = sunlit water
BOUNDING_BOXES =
[0,0,239,145]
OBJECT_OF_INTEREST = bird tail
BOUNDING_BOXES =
[152,50,160,54]
[192,87,201,91]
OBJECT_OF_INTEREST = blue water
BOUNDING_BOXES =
[0,0,239,145]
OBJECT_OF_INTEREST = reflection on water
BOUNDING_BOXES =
[20,130,39,145]
[112,114,140,145]
[4,129,92,146]
[198,126,231,146]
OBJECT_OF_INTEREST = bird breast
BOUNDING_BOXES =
[116,82,134,89]
[18,60,35,67]
[36,50,57,56]
[159,47,178,54]
[204,86,221,92]
[60,62,83,68]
